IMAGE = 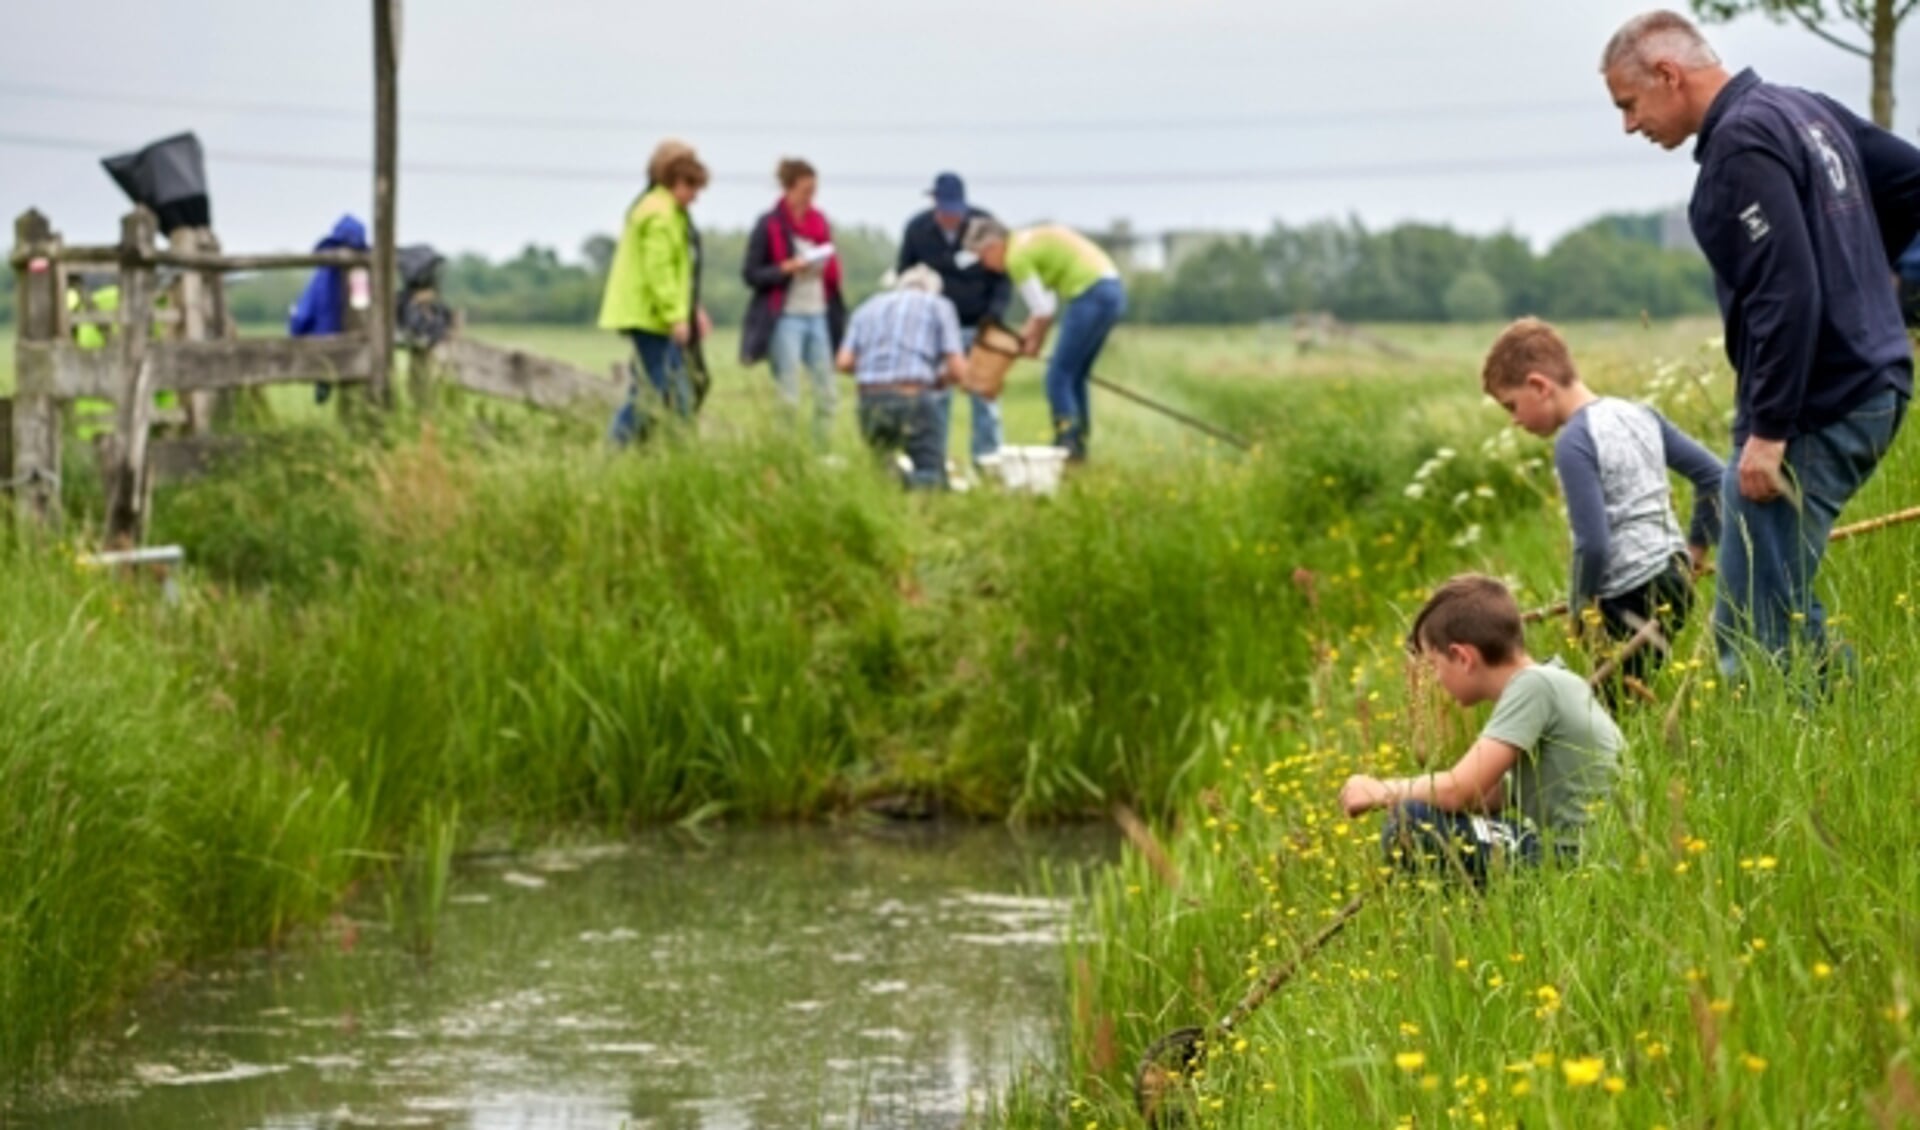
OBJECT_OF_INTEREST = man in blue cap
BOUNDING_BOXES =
[898,172,1013,465]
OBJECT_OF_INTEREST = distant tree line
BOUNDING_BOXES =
[1123,212,1717,324]
[0,210,1712,330]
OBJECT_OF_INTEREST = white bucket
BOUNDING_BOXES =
[978,445,1069,496]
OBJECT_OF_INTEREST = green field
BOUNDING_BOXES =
[3,318,1918,1127]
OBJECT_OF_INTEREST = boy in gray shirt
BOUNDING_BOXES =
[1340,575,1625,880]
[1482,318,1723,692]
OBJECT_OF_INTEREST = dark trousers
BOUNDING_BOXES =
[609,330,694,447]
[857,389,946,490]
[1381,801,1575,886]
[1595,555,1695,689]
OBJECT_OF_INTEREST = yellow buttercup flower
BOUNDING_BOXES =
[1395,1051,1427,1073]
[1560,1057,1604,1087]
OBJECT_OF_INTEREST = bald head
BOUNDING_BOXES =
[1601,10,1720,79]
[1601,11,1730,151]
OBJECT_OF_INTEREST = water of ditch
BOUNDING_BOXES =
[25,824,1114,1130]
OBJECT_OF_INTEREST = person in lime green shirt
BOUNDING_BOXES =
[598,141,712,446]
[962,218,1126,461]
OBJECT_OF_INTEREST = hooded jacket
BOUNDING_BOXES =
[288,215,368,337]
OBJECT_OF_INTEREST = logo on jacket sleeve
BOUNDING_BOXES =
[1739,203,1771,243]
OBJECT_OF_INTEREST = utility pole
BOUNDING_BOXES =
[369,0,400,406]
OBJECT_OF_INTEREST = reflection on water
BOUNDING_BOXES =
[29,825,1111,1129]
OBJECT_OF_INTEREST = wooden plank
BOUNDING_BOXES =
[104,208,159,546]
[13,209,63,525]
[153,337,376,393]
[35,335,373,401]
[13,244,370,272]
[434,336,624,412]
[23,343,117,399]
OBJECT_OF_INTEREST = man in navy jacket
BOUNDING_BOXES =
[1602,10,1919,677]
[898,173,1013,464]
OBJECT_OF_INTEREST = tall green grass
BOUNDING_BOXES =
[14,316,1904,1125]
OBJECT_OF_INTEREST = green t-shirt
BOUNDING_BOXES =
[1006,225,1118,304]
[1481,659,1623,836]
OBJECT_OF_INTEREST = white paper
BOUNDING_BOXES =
[802,242,835,265]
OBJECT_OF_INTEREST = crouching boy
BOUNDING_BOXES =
[1339,575,1624,881]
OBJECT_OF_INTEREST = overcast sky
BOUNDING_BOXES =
[6,0,1919,261]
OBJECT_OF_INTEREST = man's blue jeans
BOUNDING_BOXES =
[769,312,837,449]
[857,389,946,490]
[1714,387,1908,675]
[609,330,693,447]
[1047,278,1126,460]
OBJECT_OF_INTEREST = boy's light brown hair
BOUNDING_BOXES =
[1407,574,1525,665]
[1482,317,1578,394]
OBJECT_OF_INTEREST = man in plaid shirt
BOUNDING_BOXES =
[835,265,970,489]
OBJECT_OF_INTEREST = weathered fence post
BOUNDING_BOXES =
[168,225,226,433]
[103,207,160,547]
[12,209,64,527]
[368,0,400,409]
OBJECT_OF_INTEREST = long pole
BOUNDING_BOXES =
[976,325,1252,450]
[369,0,399,407]
[1087,375,1252,451]
[1522,502,1920,623]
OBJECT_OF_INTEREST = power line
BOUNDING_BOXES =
[0,129,1660,189]
[0,78,1601,137]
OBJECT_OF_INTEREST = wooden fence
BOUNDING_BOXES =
[9,206,623,545]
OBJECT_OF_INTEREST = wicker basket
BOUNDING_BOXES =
[962,320,1024,399]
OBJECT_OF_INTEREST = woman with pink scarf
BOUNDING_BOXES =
[741,158,848,448]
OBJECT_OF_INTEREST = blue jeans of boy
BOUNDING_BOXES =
[1713,388,1907,676]
[1047,278,1126,460]
[934,326,1002,464]
[1381,801,1573,884]
[609,330,693,447]
[770,312,837,449]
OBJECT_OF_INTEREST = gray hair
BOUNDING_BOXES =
[961,216,1009,254]
[1601,10,1720,77]
[894,263,945,295]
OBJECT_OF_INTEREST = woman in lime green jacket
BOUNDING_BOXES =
[598,142,712,445]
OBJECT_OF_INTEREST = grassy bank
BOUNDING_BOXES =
[992,348,1920,1125]
[14,315,1900,1117]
